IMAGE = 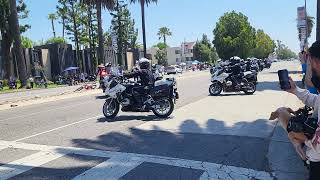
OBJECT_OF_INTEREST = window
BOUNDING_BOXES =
[190,49,193,53]
[175,50,181,54]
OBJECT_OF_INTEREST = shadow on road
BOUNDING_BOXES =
[256,80,303,92]
[269,70,302,75]
[209,93,252,97]
[69,117,287,172]
[97,115,161,123]
[95,95,107,99]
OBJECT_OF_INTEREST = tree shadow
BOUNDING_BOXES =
[256,80,303,92]
[68,117,296,173]
[5,117,306,179]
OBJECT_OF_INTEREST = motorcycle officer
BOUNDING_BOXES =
[230,57,243,89]
[124,58,155,108]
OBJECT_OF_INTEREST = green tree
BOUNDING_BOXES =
[81,0,115,65]
[130,0,158,57]
[194,34,219,63]
[275,40,297,59]
[155,49,167,66]
[157,27,172,45]
[153,42,167,65]
[56,1,68,38]
[213,11,256,59]
[250,29,275,59]
[48,13,58,38]
[128,19,139,49]
[83,4,98,71]
[0,0,30,79]
[153,42,167,50]
[21,36,33,48]
[110,1,138,67]
[45,37,67,44]
[57,0,88,69]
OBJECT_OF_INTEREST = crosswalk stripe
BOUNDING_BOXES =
[0,140,274,180]
[0,151,65,180]
[72,156,143,180]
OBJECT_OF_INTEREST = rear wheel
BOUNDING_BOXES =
[209,82,222,96]
[103,98,120,120]
[243,82,256,95]
[152,98,174,118]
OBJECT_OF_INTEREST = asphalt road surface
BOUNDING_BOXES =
[0,62,310,180]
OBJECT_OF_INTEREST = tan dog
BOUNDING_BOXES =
[270,107,308,160]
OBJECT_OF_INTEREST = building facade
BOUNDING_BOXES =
[147,42,196,66]
[181,42,196,62]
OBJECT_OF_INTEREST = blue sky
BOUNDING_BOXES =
[22,0,317,52]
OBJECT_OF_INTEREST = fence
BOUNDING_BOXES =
[0,43,143,80]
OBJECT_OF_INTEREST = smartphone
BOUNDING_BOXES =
[278,69,291,90]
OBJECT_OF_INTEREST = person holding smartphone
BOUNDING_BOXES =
[270,41,320,180]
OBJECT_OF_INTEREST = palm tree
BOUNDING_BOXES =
[298,16,315,41]
[9,0,27,87]
[81,0,115,65]
[307,16,315,38]
[130,0,158,57]
[48,13,58,38]
[157,27,172,45]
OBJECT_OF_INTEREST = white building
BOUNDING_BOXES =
[181,42,196,62]
[147,42,196,66]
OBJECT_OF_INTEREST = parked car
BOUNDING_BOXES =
[174,65,183,73]
[165,65,182,75]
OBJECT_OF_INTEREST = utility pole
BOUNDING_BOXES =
[305,0,309,47]
[317,0,320,40]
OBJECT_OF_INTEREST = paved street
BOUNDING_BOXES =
[0,61,310,180]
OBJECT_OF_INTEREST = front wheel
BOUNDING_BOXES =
[152,98,174,118]
[243,82,256,95]
[209,82,222,96]
[103,98,120,120]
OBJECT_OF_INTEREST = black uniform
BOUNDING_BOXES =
[124,69,154,87]
[231,63,242,88]
[124,69,154,107]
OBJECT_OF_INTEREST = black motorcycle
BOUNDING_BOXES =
[102,75,179,119]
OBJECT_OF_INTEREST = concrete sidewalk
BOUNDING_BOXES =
[0,85,83,104]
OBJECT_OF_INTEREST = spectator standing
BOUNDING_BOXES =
[29,75,34,89]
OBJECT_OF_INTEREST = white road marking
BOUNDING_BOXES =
[14,115,102,142]
[0,151,65,180]
[72,156,143,180]
[0,140,274,180]
[0,101,92,122]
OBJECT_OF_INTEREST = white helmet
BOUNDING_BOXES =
[138,58,151,69]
